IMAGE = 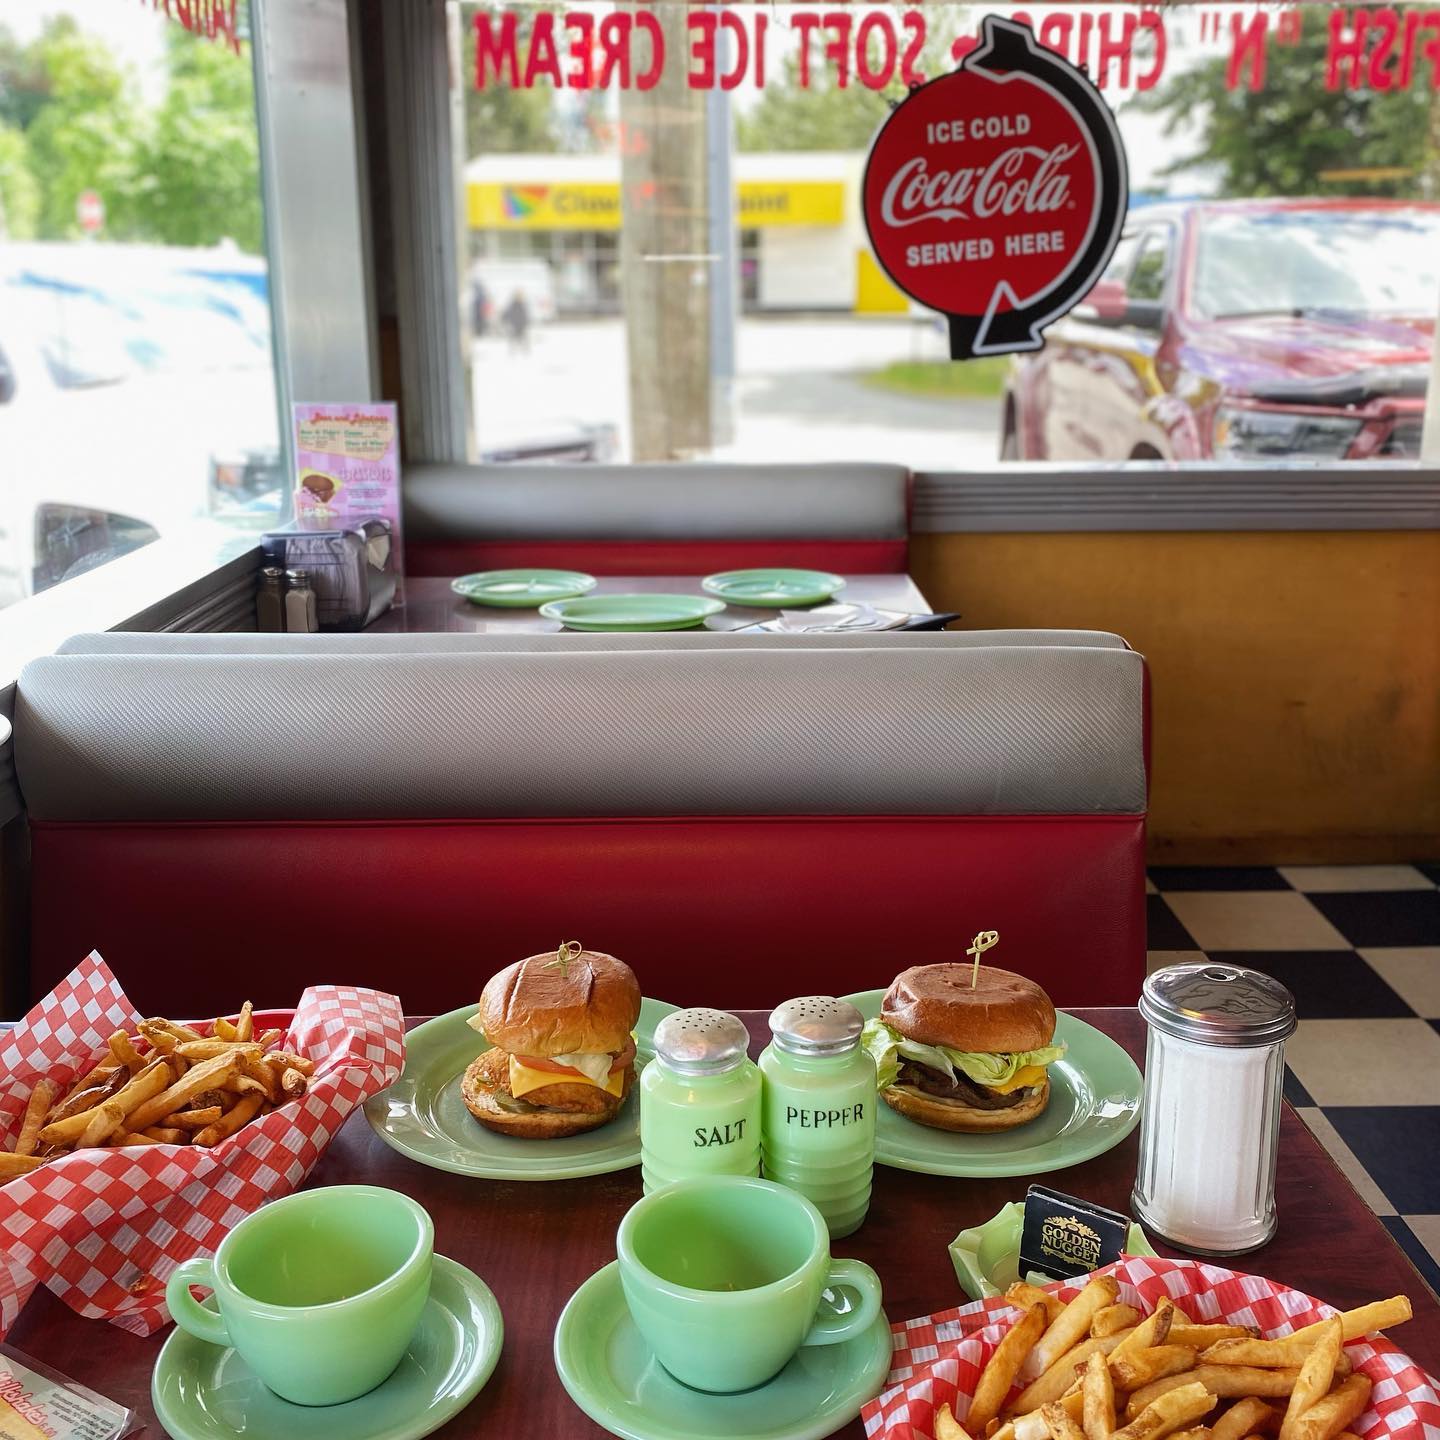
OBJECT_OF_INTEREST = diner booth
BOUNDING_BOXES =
[0,3,1436,1439]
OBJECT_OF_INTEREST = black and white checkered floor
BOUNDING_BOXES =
[1148,862,1440,1295]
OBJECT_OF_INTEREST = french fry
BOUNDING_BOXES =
[15,1080,57,1156]
[153,1018,204,1044]
[75,1060,173,1149]
[1287,1298,1410,1346]
[1008,1282,1067,1328]
[267,1051,314,1076]
[937,1404,976,1440]
[46,1069,125,1123]
[235,1001,254,1043]
[1043,1402,1089,1440]
[1213,1399,1283,1440]
[112,1131,165,1146]
[1279,1318,1340,1440]
[0,1152,46,1178]
[108,1031,146,1074]
[1112,1300,1176,1364]
[971,1302,1049,1432]
[1171,1327,1262,1349]
[1013,1337,1130,1414]
[1203,1338,1325,1370]
[1111,1346,1199,1392]
[1127,1371,1300,1420]
[278,1067,307,1100]
[176,1039,263,1062]
[1111,1382,1217,1440]
[53,1060,121,1108]
[166,1107,223,1129]
[124,1054,241,1134]
[1012,1394,1087,1440]
[1033,1278,1121,1376]
[1094,1305,1144,1338]
[1289,1376,1370,1440]
[193,1093,264,1147]
[256,1027,282,1051]
[137,1022,177,1054]
[239,1053,280,1103]
[1082,1351,1115,1440]
[141,1126,186,1144]
[213,1017,238,1042]
[1171,1431,1212,1440]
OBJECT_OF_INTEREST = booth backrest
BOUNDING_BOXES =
[403,462,910,575]
[16,635,1147,1015]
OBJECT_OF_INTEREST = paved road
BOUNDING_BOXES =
[473,315,1003,470]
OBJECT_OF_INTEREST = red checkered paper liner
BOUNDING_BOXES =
[862,1255,1440,1440]
[0,951,404,1337]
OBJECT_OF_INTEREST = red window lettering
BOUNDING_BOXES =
[856,13,897,90]
[474,10,519,88]
[1326,9,1368,90]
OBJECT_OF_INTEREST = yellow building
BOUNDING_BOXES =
[465,151,908,316]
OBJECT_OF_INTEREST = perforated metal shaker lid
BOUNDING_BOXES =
[1141,963,1296,1048]
[768,996,864,1057]
[652,1008,751,1075]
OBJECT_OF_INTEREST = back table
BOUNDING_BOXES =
[9,1009,1438,1439]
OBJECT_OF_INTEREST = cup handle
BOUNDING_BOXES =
[165,1257,231,1349]
[801,1258,883,1348]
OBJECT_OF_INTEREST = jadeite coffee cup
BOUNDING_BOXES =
[165,1185,433,1406]
[616,1174,883,1393]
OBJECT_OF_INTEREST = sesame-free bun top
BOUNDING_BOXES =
[475,948,640,1057]
[881,964,1055,1053]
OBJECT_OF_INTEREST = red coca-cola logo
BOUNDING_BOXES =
[863,16,1127,359]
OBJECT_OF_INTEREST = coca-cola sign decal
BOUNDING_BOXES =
[863,14,1128,359]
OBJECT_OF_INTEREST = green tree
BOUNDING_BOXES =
[0,24,51,131]
[23,17,146,238]
[140,27,262,250]
[1131,9,1436,198]
[461,3,559,157]
[0,122,38,238]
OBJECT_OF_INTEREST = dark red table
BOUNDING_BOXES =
[10,1009,1439,1438]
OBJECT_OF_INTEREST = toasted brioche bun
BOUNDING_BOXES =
[881,1075,1050,1133]
[460,1052,635,1139]
[475,948,640,1057]
[882,964,1055,1054]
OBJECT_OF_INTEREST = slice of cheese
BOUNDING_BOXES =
[988,1064,1048,1095]
[509,1056,625,1100]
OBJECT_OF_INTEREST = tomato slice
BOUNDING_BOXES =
[513,1035,637,1078]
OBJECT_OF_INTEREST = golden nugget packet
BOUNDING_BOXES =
[0,1345,134,1440]
[1019,1184,1131,1281]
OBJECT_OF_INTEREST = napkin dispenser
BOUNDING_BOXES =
[262,521,396,630]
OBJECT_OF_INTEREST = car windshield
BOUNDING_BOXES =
[1191,208,1440,320]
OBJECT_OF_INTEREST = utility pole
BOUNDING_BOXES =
[618,2,712,460]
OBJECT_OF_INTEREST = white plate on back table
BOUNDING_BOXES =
[840,991,1143,1178]
[366,996,678,1180]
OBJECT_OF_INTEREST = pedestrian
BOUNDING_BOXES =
[502,290,531,352]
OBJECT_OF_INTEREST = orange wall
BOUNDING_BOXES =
[911,531,1440,863]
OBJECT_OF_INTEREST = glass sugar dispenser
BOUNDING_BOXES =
[639,1007,761,1193]
[759,996,875,1238]
[1132,963,1297,1255]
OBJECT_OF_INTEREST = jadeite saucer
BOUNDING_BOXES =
[553,1261,892,1440]
[152,1255,502,1440]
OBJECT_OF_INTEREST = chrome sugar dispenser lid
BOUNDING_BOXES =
[1140,963,1297,1048]
[768,996,864,1057]
[652,1008,751,1075]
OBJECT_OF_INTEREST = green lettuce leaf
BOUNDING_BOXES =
[860,1018,1065,1091]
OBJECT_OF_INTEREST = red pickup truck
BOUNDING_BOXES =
[1000,198,1438,463]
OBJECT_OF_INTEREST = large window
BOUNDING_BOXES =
[0,2,279,605]
[459,2,1439,470]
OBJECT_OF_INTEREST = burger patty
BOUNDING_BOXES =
[896,1061,1031,1111]
[474,1047,633,1114]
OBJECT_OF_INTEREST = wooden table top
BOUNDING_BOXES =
[371,573,932,633]
[10,1008,1438,1439]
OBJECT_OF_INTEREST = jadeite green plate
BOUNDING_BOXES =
[451,568,597,607]
[538,594,725,631]
[366,997,677,1180]
[701,569,846,608]
[839,993,1143,1179]
[950,1200,1158,1302]
[152,1255,502,1440]
[554,1261,892,1440]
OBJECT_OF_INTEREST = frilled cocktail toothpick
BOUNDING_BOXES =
[967,930,999,989]
[545,940,583,978]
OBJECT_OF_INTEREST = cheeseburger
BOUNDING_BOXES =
[860,964,1065,1133]
[462,945,641,1139]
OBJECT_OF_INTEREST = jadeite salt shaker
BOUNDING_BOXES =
[1132,963,1296,1255]
[759,996,875,1238]
[640,1008,762,1194]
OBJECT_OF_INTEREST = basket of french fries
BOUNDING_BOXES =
[0,952,405,1338]
[861,1256,1439,1440]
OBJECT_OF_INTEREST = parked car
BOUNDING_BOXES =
[1000,199,1439,463]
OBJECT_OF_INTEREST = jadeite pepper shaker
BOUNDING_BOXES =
[640,1008,762,1193]
[759,996,875,1238]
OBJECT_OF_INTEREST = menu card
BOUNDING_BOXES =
[292,401,405,601]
